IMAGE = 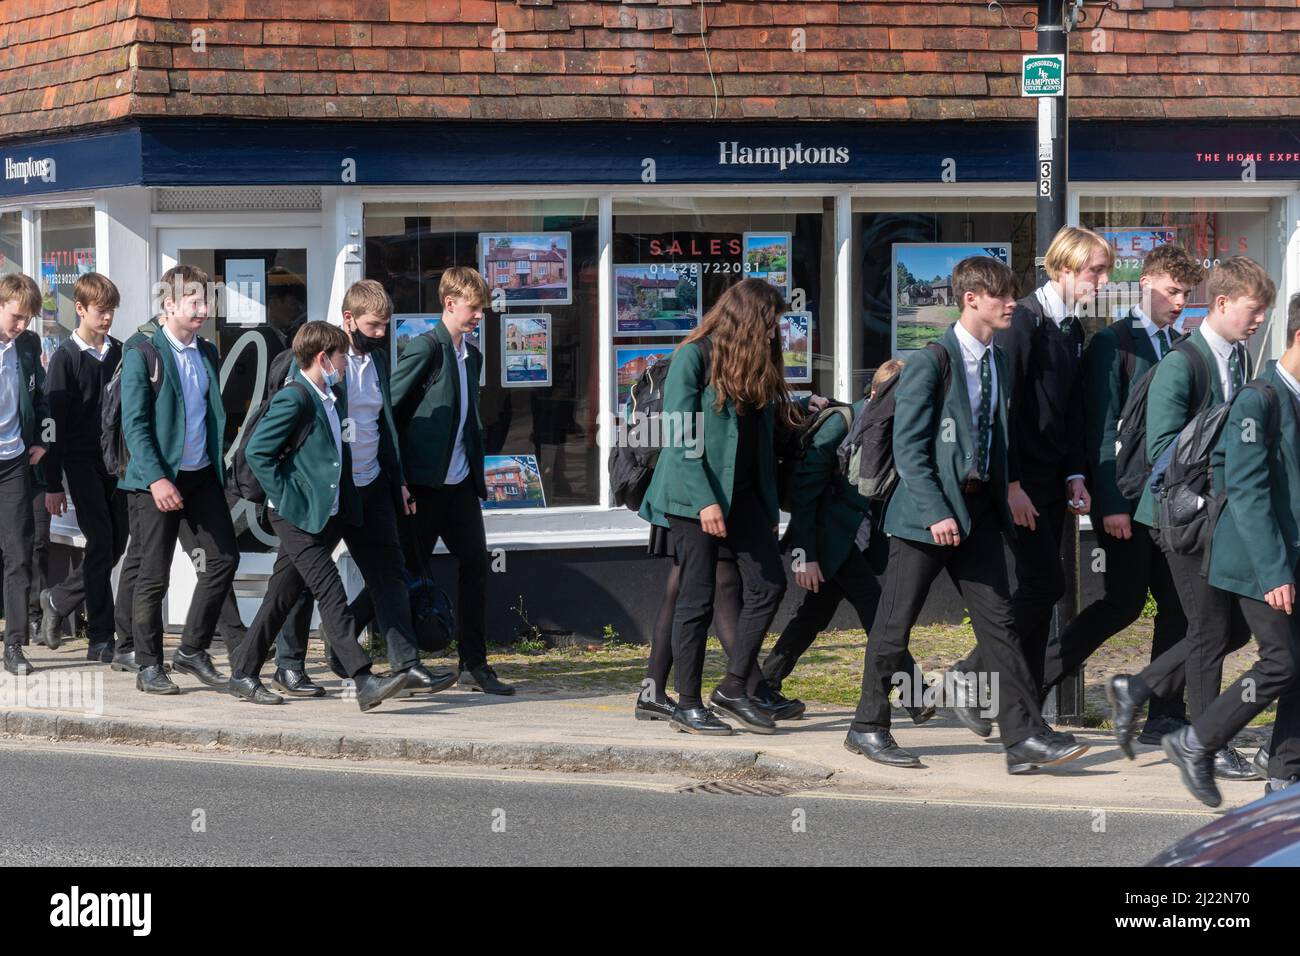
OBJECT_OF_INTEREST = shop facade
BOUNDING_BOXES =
[4,118,1299,641]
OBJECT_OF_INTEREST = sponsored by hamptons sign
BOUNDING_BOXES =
[1021,54,1065,97]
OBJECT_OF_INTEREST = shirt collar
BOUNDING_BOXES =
[72,330,110,356]
[0,338,13,354]
[452,334,468,361]
[1037,282,1078,324]
[302,371,336,406]
[347,348,371,370]
[1276,363,1300,402]
[160,324,198,354]
[1199,320,1236,361]
[1129,306,1167,342]
[952,320,991,362]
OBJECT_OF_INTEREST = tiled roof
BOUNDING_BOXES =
[4,1,1300,139]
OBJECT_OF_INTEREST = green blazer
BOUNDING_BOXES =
[782,398,874,579]
[1083,311,1163,519]
[248,367,361,535]
[639,339,779,528]
[1208,362,1300,601]
[6,329,48,456]
[882,325,1014,544]
[390,322,486,498]
[119,329,225,492]
[1135,328,1246,527]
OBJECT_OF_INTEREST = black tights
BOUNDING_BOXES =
[645,559,751,704]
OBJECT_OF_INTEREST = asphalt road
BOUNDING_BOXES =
[0,741,1211,867]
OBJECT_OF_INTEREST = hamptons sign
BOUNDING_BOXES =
[1021,54,1065,97]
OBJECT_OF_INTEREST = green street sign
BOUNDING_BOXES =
[1022,54,1065,97]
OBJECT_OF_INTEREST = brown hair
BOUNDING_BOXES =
[680,278,796,428]
[1043,226,1114,280]
[1207,256,1276,310]
[438,266,490,307]
[74,272,121,310]
[156,264,210,312]
[952,256,1017,304]
[0,273,41,315]
[1141,244,1205,288]
[342,278,392,322]
[870,359,905,398]
[292,320,350,370]
[1287,292,1300,346]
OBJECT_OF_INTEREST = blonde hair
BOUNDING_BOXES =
[1043,226,1114,280]
[342,279,392,321]
[0,273,41,315]
[438,267,490,307]
[1207,256,1276,310]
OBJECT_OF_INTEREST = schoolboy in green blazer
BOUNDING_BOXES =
[846,256,1086,775]
[1109,257,1274,778]
[1043,245,1205,741]
[0,274,48,675]
[118,265,238,695]
[1162,321,1300,805]
[227,320,409,713]
[389,267,509,695]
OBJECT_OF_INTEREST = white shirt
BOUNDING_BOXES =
[444,335,471,486]
[1130,306,1174,359]
[1198,320,1247,401]
[160,325,210,471]
[345,349,382,488]
[72,330,111,362]
[952,320,998,470]
[304,372,343,517]
[0,338,23,462]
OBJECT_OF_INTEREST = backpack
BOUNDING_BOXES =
[609,338,713,511]
[394,332,444,427]
[776,402,854,512]
[100,341,163,479]
[1113,335,1204,503]
[225,350,315,504]
[838,341,951,503]
[1150,379,1277,559]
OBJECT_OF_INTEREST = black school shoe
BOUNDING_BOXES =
[670,707,733,736]
[458,664,515,696]
[272,668,326,698]
[1137,713,1189,746]
[635,695,678,721]
[752,683,806,721]
[86,642,115,663]
[708,689,777,734]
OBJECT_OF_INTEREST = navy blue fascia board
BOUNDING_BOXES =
[0,125,142,199]
[3,119,1300,197]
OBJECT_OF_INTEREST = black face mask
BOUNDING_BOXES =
[350,328,384,355]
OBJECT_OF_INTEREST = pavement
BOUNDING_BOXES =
[0,639,1274,817]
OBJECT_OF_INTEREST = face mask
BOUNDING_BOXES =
[322,358,341,389]
[350,327,383,355]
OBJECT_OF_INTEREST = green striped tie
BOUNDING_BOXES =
[1156,328,1171,359]
[1228,344,1246,395]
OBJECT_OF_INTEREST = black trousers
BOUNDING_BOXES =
[766,543,921,686]
[1194,593,1300,780]
[28,478,51,620]
[233,511,373,679]
[964,473,1067,693]
[115,521,248,657]
[853,490,1047,747]
[666,489,787,706]
[405,479,488,671]
[1041,523,1187,719]
[274,474,421,672]
[0,455,33,647]
[49,467,128,646]
[1135,543,1252,722]
[127,466,239,668]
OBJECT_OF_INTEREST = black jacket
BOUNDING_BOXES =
[994,289,1087,485]
[43,333,122,486]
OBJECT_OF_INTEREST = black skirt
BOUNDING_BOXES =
[647,523,672,558]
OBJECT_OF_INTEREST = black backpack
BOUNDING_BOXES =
[225,349,314,504]
[838,341,951,504]
[1151,378,1276,559]
[776,402,854,512]
[609,338,713,511]
[1113,334,1204,502]
[101,341,164,479]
